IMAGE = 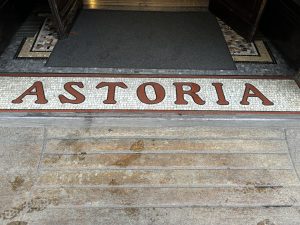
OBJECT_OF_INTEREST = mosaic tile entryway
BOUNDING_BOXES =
[16,17,275,64]
[0,74,299,114]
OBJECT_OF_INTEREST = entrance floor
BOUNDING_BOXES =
[0,4,299,225]
[1,8,298,114]
[0,117,300,225]
[0,9,296,76]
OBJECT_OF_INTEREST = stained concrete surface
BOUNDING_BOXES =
[0,117,299,225]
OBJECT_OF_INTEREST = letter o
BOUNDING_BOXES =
[137,82,166,104]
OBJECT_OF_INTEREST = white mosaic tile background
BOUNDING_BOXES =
[0,77,299,112]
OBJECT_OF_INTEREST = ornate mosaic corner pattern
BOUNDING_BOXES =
[32,18,58,52]
[218,20,258,56]
[16,37,51,59]
[218,20,274,63]
[16,17,275,64]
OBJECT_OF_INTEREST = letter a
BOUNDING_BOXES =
[12,81,48,104]
[240,83,274,106]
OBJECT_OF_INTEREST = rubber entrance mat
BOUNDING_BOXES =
[0,74,299,114]
[46,10,236,70]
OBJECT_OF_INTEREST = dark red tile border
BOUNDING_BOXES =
[0,73,294,80]
[0,109,299,115]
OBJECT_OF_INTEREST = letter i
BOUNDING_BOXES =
[212,83,229,105]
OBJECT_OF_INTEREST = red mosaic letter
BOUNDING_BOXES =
[173,82,206,105]
[137,82,166,104]
[240,83,274,106]
[96,82,128,104]
[59,82,85,104]
[212,83,229,105]
[12,81,48,104]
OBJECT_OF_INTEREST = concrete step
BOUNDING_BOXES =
[0,124,299,225]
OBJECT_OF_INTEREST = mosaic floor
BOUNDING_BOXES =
[0,74,299,114]
[0,12,295,76]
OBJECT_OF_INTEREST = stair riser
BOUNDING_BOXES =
[84,0,209,10]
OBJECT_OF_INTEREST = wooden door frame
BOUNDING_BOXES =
[209,0,268,41]
[48,0,83,39]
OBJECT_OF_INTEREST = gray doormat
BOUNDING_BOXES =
[46,10,236,70]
